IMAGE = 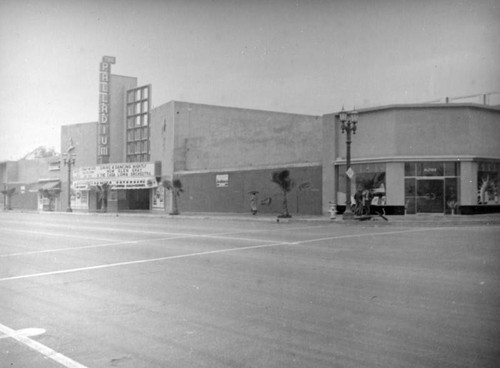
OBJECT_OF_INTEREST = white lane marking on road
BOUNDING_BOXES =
[0,231,280,258]
[0,327,46,339]
[0,227,444,282]
[0,322,87,368]
[0,239,144,257]
[2,228,113,242]
[287,227,450,244]
[0,241,288,282]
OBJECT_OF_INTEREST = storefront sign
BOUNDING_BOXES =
[48,159,61,171]
[98,56,116,163]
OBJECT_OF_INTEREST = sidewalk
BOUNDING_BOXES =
[155,211,500,226]
[10,208,500,227]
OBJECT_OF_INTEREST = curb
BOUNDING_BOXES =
[3,209,500,227]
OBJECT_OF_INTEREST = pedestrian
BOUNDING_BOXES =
[250,192,258,215]
[362,188,372,215]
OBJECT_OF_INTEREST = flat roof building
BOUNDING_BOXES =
[3,57,499,216]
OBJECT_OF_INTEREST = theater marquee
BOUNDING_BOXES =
[73,162,159,190]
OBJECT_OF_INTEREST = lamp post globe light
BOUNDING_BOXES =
[63,140,76,212]
[339,107,358,220]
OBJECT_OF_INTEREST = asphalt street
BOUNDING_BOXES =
[1,211,499,368]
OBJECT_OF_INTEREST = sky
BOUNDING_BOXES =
[0,0,499,161]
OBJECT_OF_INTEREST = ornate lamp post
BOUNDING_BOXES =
[63,140,76,212]
[339,107,358,220]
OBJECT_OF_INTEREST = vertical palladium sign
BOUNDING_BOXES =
[98,56,116,164]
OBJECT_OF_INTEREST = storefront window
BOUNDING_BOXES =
[405,178,416,214]
[405,161,459,214]
[477,162,500,205]
[337,163,386,206]
[404,163,416,177]
[444,162,459,177]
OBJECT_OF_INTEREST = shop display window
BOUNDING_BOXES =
[477,162,500,205]
[337,163,386,206]
[405,161,459,214]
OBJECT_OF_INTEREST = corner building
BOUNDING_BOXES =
[322,103,500,215]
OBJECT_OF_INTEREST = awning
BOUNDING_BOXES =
[29,181,61,192]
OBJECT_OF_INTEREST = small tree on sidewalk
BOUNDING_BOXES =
[41,188,60,211]
[163,178,183,215]
[272,170,295,218]
[95,183,110,212]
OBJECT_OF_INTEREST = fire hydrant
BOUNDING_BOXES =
[328,201,336,220]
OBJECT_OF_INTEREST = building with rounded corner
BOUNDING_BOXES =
[322,103,500,216]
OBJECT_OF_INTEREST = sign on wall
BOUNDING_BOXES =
[98,56,116,163]
[216,174,229,187]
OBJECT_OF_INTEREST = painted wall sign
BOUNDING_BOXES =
[216,174,229,187]
[98,56,116,163]
[48,159,61,171]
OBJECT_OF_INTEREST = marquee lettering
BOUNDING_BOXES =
[97,56,115,163]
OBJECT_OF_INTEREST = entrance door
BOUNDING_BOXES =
[416,179,444,213]
[127,189,150,210]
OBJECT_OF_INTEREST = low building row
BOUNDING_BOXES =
[2,57,499,216]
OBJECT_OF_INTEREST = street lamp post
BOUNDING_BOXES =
[63,142,76,212]
[339,107,358,220]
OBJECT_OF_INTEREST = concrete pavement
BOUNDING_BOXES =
[1,211,499,367]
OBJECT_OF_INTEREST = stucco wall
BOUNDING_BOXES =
[393,106,500,157]
[335,109,399,160]
[1,161,18,183]
[15,158,59,182]
[171,102,322,172]
[61,122,98,168]
[150,101,175,179]
[334,105,500,160]
[177,165,322,215]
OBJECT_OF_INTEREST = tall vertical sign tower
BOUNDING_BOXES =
[98,56,116,164]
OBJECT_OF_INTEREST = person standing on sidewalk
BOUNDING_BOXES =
[250,192,258,215]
